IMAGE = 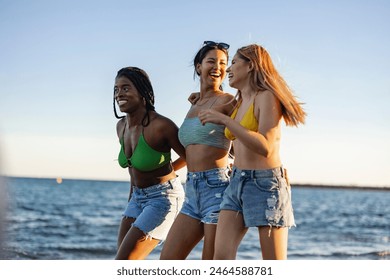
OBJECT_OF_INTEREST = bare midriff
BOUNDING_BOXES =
[185,145,229,172]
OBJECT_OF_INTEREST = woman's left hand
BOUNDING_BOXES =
[188,92,200,105]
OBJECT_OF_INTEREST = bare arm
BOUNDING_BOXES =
[199,91,281,157]
[116,118,125,139]
[171,156,186,171]
[162,119,187,171]
[254,91,282,157]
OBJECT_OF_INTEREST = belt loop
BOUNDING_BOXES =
[250,170,254,179]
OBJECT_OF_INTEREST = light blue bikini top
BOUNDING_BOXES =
[178,117,230,150]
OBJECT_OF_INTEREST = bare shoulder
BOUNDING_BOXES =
[219,92,235,102]
[255,90,282,120]
[255,90,278,107]
[257,89,274,99]
[151,113,178,131]
[218,92,237,113]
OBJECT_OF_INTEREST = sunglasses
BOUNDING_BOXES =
[203,41,230,50]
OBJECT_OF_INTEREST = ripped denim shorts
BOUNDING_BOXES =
[220,166,295,228]
[123,176,184,240]
[180,167,230,224]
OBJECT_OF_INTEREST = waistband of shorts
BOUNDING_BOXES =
[187,167,229,179]
[133,176,179,193]
[231,166,285,179]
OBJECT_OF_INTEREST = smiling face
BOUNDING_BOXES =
[226,53,251,90]
[196,49,228,88]
[114,76,144,113]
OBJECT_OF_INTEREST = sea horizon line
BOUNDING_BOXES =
[3,175,390,191]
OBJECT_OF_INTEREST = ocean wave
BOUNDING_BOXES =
[1,244,116,260]
[54,246,116,259]
[5,178,390,260]
[289,250,390,260]
[1,247,42,260]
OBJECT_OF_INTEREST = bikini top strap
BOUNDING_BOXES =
[209,95,220,109]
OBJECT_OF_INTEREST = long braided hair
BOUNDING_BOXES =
[113,67,156,126]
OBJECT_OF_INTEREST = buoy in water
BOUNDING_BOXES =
[56,177,63,184]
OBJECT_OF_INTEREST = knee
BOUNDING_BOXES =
[213,248,234,260]
[159,247,178,260]
[213,251,233,260]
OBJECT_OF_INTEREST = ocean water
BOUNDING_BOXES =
[1,177,389,260]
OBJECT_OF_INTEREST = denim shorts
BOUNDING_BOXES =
[123,176,184,240]
[220,167,295,228]
[180,167,230,224]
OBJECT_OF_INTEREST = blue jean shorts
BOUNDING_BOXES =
[221,167,295,228]
[123,176,184,240]
[180,167,230,224]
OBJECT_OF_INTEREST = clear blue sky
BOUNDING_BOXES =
[0,0,389,187]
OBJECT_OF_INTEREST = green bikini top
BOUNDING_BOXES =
[118,129,171,172]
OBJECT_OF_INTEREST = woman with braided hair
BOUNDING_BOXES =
[113,66,186,259]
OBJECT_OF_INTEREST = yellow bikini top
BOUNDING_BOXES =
[224,102,259,140]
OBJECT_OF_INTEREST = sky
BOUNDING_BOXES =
[0,0,389,187]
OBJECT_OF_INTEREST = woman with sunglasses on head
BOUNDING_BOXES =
[198,44,306,259]
[113,66,186,260]
[160,41,236,260]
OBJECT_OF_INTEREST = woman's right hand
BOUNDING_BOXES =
[198,108,227,125]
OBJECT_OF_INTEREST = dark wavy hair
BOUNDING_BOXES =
[113,67,155,126]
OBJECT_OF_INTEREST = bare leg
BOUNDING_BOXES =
[116,224,159,260]
[117,217,134,249]
[202,224,217,260]
[213,210,248,260]
[160,213,204,260]
[258,226,288,260]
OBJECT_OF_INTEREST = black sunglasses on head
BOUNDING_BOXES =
[203,41,230,50]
